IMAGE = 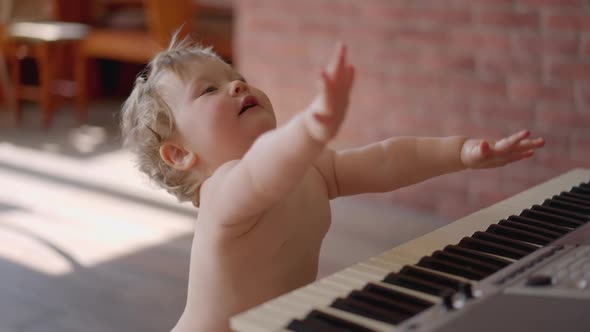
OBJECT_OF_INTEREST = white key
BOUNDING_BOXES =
[241,308,293,332]
[372,281,441,305]
[305,283,348,299]
[231,309,290,332]
[329,271,372,288]
[317,306,397,332]
[350,263,388,280]
[291,288,334,307]
[378,250,420,265]
[410,264,473,284]
[364,257,403,272]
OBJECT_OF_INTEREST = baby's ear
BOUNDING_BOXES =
[159,143,198,171]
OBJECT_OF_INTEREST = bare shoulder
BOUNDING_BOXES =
[312,148,339,199]
[199,160,240,199]
[197,160,262,236]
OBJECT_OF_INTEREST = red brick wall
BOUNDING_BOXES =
[235,0,590,220]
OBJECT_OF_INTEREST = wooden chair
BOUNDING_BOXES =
[76,0,233,113]
[1,0,89,127]
[0,1,14,109]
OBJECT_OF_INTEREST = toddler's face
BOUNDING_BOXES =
[164,57,276,173]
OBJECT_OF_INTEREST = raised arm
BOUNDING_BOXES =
[329,130,544,197]
[209,44,355,222]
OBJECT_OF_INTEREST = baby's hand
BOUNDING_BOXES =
[461,130,545,169]
[305,43,355,143]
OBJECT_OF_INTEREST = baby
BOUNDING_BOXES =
[120,36,544,332]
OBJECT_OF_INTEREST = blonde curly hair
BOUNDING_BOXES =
[120,34,224,206]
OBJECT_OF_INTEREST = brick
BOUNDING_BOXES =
[460,0,515,7]
[507,77,573,103]
[419,52,476,73]
[517,0,586,8]
[313,2,360,18]
[373,47,420,68]
[549,61,590,81]
[537,153,578,173]
[413,8,472,26]
[393,71,443,90]
[535,102,590,130]
[545,12,590,31]
[478,54,543,78]
[530,129,571,152]
[391,28,450,49]
[377,7,472,26]
[512,33,579,57]
[450,30,512,54]
[362,4,413,21]
[575,81,590,107]
[385,110,445,135]
[571,134,590,162]
[421,93,472,120]
[448,75,507,99]
[442,114,506,138]
[582,34,590,57]
[476,10,540,29]
[472,99,535,126]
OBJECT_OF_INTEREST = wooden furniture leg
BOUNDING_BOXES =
[10,44,22,124]
[74,43,87,124]
[36,42,55,128]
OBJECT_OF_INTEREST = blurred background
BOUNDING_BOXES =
[0,0,588,331]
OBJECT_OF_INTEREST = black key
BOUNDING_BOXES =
[362,283,433,310]
[416,256,488,281]
[458,236,528,260]
[486,224,553,246]
[571,185,590,195]
[562,191,590,202]
[399,265,475,298]
[554,194,590,207]
[497,219,563,240]
[383,272,458,297]
[472,231,538,253]
[432,250,499,274]
[331,297,401,325]
[348,290,416,321]
[543,199,590,215]
[528,205,588,225]
[444,245,512,269]
[287,318,342,332]
[305,310,376,332]
[507,215,572,235]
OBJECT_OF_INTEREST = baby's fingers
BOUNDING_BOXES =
[494,130,530,152]
[507,149,535,163]
[327,43,347,76]
[517,137,545,150]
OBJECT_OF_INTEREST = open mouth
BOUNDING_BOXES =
[239,95,259,115]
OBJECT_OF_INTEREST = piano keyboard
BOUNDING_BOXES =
[230,168,590,332]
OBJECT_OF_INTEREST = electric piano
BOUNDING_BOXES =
[230,168,590,332]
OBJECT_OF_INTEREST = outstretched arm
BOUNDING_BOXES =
[329,130,544,197]
[208,44,355,224]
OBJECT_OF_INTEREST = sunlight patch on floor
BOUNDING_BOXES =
[0,143,196,275]
[0,218,74,276]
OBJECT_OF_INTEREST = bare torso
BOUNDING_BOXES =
[173,167,331,332]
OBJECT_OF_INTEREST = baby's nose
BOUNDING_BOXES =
[231,80,248,95]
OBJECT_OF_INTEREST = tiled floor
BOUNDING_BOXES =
[0,103,447,331]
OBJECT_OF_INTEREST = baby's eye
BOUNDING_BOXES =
[202,86,217,95]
